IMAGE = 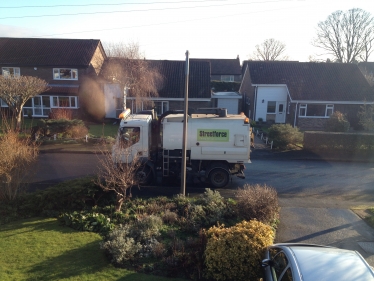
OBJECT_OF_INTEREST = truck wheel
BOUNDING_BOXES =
[135,166,153,185]
[208,168,230,188]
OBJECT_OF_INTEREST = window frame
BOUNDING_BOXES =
[299,103,334,118]
[51,96,78,108]
[267,101,276,114]
[221,75,234,82]
[2,67,20,77]
[53,68,78,80]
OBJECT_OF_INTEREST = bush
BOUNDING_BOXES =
[325,111,350,132]
[101,224,142,265]
[204,220,275,281]
[0,130,38,201]
[235,184,279,226]
[36,118,88,139]
[267,123,303,150]
[59,210,114,235]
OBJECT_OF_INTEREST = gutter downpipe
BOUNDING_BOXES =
[253,86,258,121]
[294,102,298,128]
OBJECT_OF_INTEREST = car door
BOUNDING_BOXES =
[263,248,294,281]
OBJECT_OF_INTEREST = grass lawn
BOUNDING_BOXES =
[86,121,118,138]
[0,217,184,281]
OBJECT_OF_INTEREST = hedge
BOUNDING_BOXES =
[304,131,374,151]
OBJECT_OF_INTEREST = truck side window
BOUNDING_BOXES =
[119,127,140,147]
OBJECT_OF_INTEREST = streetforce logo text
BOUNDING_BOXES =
[197,129,229,142]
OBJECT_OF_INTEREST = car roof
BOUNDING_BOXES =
[273,244,374,281]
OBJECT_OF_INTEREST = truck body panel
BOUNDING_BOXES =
[114,109,251,188]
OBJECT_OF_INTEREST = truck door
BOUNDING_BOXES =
[118,126,142,163]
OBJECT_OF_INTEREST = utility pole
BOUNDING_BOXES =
[181,50,189,195]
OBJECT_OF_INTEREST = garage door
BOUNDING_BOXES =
[217,98,238,114]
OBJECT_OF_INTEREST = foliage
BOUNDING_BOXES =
[36,118,88,139]
[49,107,74,120]
[0,129,38,201]
[313,8,374,63]
[0,75,49,129]
[204,220,275,281]
[303,131,374,152]
[358,104,374,131]
[59,210,115,235]
[325,111,350,132]
[235,184,279,226]
[267,123,303,150]
[101,215,163,265]
[211,81,240,92]
[101,224,143,264]
[0,177,116,225]
[249,38,288,61]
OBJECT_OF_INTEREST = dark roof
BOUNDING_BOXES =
[102,58,211,99]
[0,38,104,67]
[191,58,241,75]
[243,61,374,102]
[148,60,211,99]
[358,62,374,75]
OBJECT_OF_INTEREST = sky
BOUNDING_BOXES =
[0,0,373,62]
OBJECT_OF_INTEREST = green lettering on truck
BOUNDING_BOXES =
[197,129,229,142]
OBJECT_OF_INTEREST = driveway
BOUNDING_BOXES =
[251,135,374,266]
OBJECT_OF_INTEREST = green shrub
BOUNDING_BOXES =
[59,210,114,235]
[132,215,163,242]
[196,188,230,225]
[235,184,279,226]
[268,123,303,150]
[101,224,142,265]
[36,118,88,139]
[325,111,350,132]
[204,220,275,281]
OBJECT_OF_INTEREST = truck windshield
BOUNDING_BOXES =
[119,127,140,147]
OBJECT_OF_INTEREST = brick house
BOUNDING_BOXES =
[0,37,106,118]
[240,61,374,130]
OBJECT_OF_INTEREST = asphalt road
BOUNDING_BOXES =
[29,152,374,266]
[30,153,374,205]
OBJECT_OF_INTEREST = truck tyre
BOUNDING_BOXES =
[208,168,230,188]
[135,165,153,186]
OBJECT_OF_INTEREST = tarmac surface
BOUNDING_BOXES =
[38,136,374,266]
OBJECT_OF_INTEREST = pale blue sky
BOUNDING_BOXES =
[0,0,373,62]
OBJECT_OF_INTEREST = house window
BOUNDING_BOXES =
[0,99,8,107]
[221,75,234,82]
[53,68,78,80]
[2,67,20,77]
[51,96,78,108]
[326,104,334,116]
[299,104,334,117]
[154,101,169,115]
[267,101,276,113]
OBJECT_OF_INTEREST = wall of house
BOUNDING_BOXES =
[297,118,327,131]
[5,66,89,87]
[239,66,255,119]
[256,86,287,122]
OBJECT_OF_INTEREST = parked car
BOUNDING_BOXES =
[262,243,374,281]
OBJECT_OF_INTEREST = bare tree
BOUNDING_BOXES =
[0,75,49,130]
[313,8,374,63]
[95,145,142,212]
[101,41,163,110]
[249,38,288,61]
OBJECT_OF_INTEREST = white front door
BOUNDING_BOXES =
[275,102,286,123]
